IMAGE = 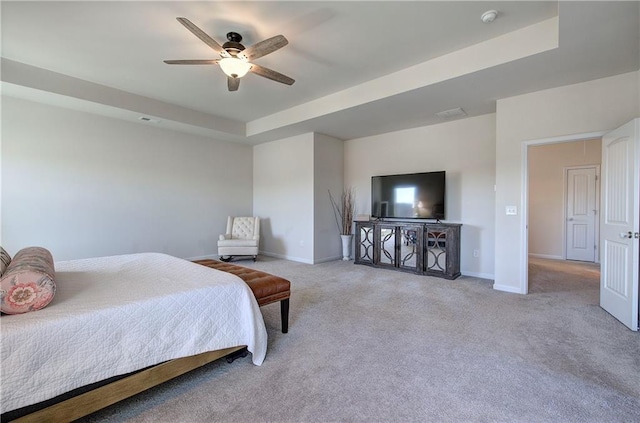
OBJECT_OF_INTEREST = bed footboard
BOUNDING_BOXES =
[8,346,245,423]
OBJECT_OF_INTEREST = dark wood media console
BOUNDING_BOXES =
[354,220,461,279]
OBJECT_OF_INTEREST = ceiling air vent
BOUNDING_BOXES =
[138,116,161,123]
[436,108,467,120]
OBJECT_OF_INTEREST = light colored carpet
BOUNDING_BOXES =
[80,257,639,422]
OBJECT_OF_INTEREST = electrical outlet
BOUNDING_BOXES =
[473,249,480,258]
[299,240,304,247]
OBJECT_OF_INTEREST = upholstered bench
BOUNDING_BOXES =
[193,259,290,333]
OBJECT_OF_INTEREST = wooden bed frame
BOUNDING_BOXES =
[7,345,245,423]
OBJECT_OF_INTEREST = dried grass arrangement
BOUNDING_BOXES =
[329,187,356,235]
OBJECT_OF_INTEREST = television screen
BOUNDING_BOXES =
[371,171,445,219]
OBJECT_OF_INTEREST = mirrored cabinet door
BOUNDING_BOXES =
[425,228,448,274]
[376,225,397,267]
[355,223,374,265]
[399,226,422,272]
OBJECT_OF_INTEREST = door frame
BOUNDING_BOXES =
[563,164,600,263]
[521,131,606,294]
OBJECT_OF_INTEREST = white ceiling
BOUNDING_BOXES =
[1,1,639,144]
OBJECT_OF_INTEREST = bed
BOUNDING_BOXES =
[1,252,267,421]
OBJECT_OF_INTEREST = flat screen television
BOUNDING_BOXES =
[371,171,445,220]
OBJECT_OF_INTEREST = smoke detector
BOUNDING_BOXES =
[481,10,498,23]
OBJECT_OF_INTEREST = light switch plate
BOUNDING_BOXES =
[506,206,517,215]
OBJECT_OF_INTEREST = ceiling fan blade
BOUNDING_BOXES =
[228,77,240,92]
[176,17,230,58]
[249,64,295,86]
[163,59,220,65]
[238,35,288,61]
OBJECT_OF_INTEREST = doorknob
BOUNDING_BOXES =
[568,218,574,221]
[620,232,631,239]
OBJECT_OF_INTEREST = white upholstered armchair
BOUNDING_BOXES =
[217,216,260,262]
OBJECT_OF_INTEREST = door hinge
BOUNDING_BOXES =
[595,175,598,181]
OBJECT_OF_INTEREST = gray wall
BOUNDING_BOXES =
[253,133,315,263]
[313,133,344,263]
[1,96,253,260]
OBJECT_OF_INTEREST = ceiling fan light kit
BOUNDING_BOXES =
[164,18,294,92]
[219,58,251,78]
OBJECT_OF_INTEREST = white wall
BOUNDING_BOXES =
[313,134,344,262]
[344,114,496,279]
[528,139,601,259]
[1,96,253,260]
[253,133,314,263]
[495,71,640,293]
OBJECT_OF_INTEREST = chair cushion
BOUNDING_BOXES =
[218,239,258,248]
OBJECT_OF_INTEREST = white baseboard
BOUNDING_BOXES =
[259,251,314,264]
[461,271,494,280]
[258,251,342,264]
[493,283,524,294]
[313,255,343,264]
[528,253,564,260]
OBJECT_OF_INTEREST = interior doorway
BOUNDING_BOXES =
[523,122,639,331]
[525,133,605,293]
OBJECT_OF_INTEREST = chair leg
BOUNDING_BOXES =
[280,298,289,333]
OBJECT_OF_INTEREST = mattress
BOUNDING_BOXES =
[0,252,267,412]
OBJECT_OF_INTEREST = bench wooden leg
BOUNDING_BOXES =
[280,298,289,333]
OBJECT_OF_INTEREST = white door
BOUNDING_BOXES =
[566,167,597,262]
[600,119,639,331]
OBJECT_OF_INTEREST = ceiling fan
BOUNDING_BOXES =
[164,17,295,92]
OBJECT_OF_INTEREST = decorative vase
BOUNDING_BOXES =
[341,234,353,261]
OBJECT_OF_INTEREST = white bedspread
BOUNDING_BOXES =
[0,253,267,412]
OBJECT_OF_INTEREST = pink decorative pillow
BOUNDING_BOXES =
[0,247,10,277]
[0,247,56,315]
